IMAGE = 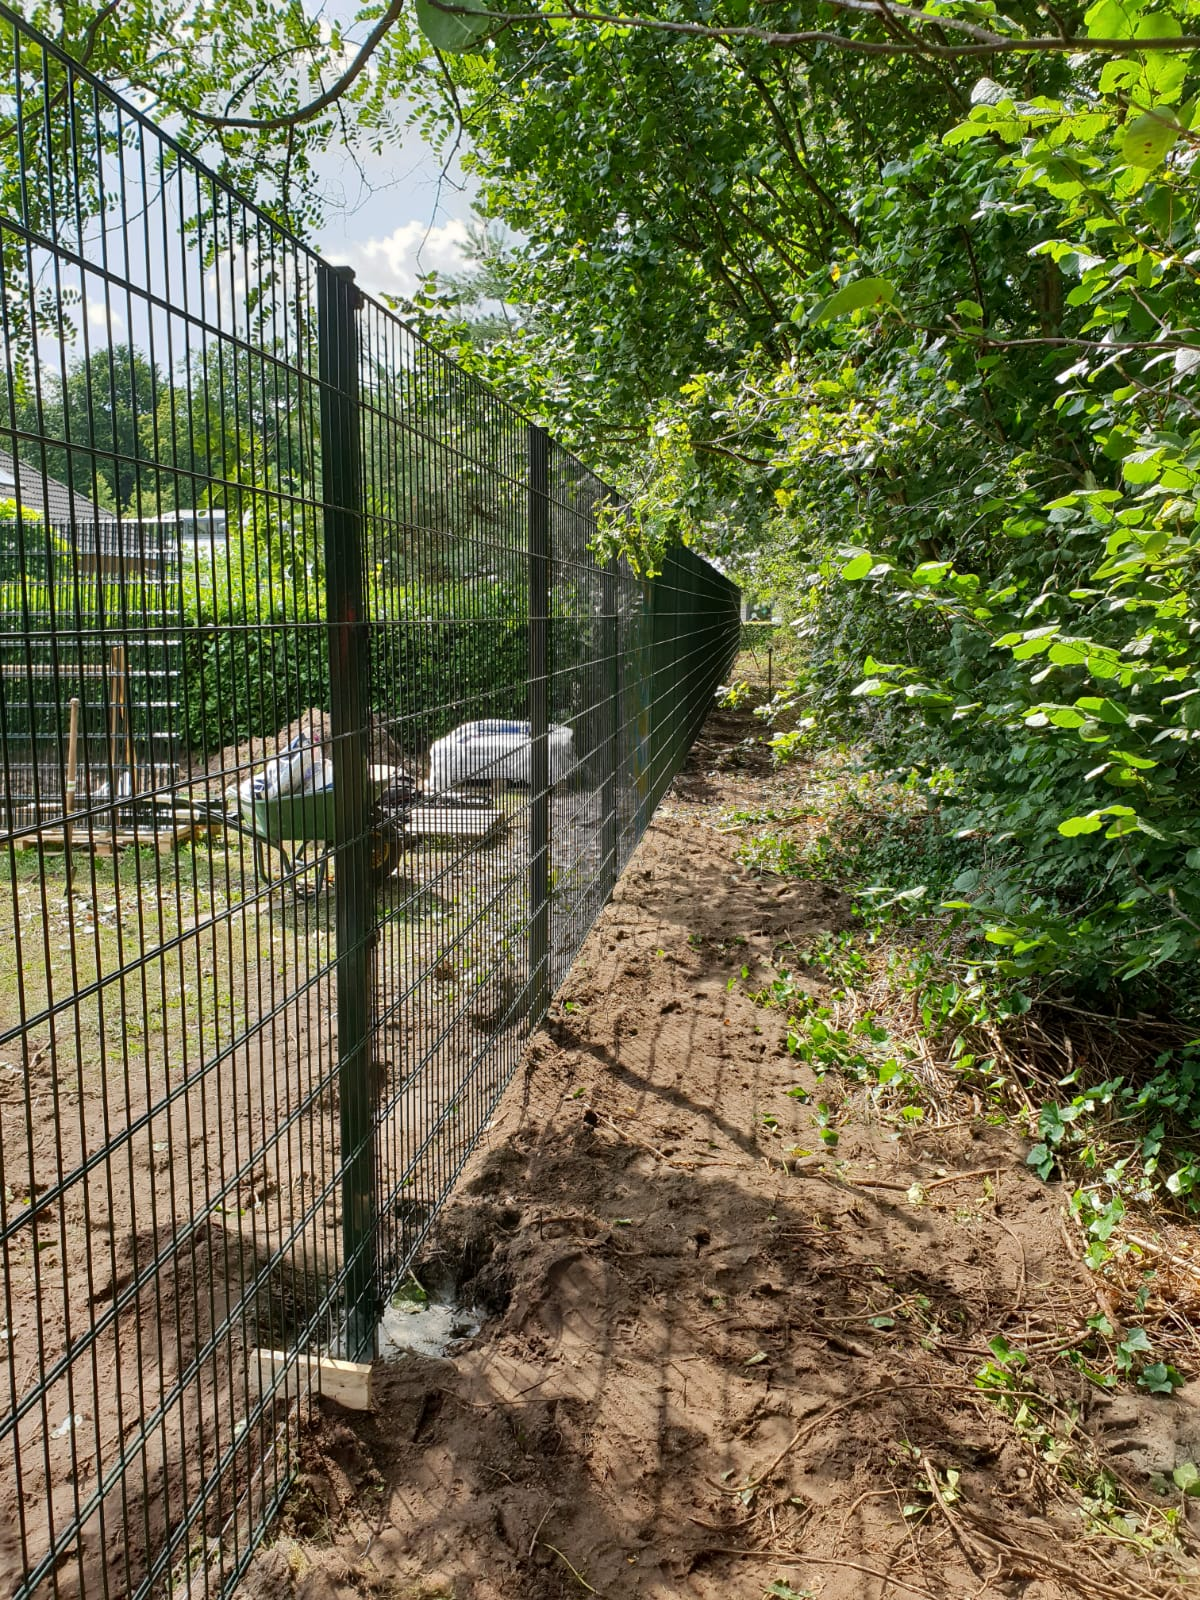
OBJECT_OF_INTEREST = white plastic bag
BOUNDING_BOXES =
[428,719,574,793]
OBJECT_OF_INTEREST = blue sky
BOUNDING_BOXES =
[312,132,480,298]
[305,14,481,299]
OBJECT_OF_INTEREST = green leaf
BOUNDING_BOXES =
[1140,23,1190,103]
[1173,1462,1200,1495]
[1038,1103,1066,1142]
[1100,57,1141,93]
[1048,641,1088,666]
[415,0,490,52]
[1122,109,1184,169]
[1122,448,1165,484]
[913,560,951,583]
[1102,429,1138,462]
[969,78,1007,106]
[840,553,875,581]
[814,278,897,324]
[987,1333,1027,1368]
[1058,813,1105,836]
[1026,1142,1056,1180]
[1085,0,1135,39]
[1075,697,1128,724]
[1046,707,1086,728]
[1139,1361,1184,1394]
[1137,12,1182,41]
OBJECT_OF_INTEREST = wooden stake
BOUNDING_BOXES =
[119,645,135,801]
[108,646,121,850]
[64,696,79,897]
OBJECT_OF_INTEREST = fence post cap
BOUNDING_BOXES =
[327,261,362,308]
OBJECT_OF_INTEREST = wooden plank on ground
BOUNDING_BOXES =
[249,1347,373,1411]
[404,805,502,841]
[3,822,202,854]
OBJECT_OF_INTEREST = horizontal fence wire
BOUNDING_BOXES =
[0,7,742,1597]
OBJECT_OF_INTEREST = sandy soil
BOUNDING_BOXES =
[238,706,1200,1600]
[0,704,616,1598]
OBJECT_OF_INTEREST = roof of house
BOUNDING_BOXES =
[0,446,115,526]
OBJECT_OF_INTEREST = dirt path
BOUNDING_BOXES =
[244,708,1199,1600]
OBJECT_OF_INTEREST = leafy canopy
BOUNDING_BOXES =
[20,0,1200,1010]
[389,0,1200,1011]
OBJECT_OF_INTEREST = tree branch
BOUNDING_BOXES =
[76,0,121,67]
[741,65,860,245]
[427,4,1200,58]
[144,0,406,131]
[140,0,1200,134]
[980,334,1200,356]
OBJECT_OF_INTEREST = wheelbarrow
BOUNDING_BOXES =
[243,783,408,892]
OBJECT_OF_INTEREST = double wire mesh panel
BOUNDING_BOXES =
[0,8,741,1597]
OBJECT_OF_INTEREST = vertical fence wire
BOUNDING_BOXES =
[0,9,741,1597]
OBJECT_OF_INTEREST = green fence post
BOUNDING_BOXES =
[318,261,377,1361]
[634,571,654,833]
[527,424,551,1022]
[601,553,619,901]
[648,559,674,808]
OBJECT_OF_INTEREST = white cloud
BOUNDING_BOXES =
[327,218,472,300]
[86,298,125,334]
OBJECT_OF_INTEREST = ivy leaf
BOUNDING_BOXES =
[1026,1142,1056,1180]
[988,1333,1027,1368]
[1139,1361,1184,1394]
[1120,1326,1153,1357]
[1038,1103,1067,1142]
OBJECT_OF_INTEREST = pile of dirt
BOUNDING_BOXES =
[242,708,1200,1600]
